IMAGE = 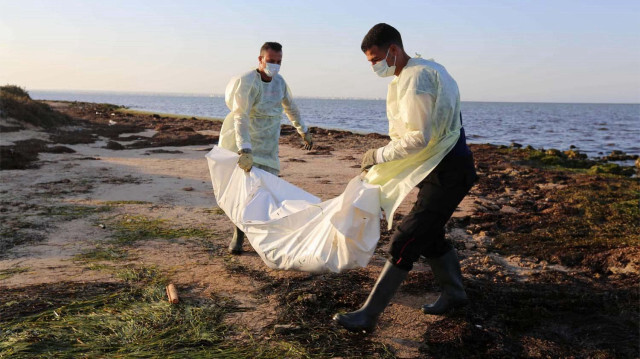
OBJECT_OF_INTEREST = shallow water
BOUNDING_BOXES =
[31,91,639,157]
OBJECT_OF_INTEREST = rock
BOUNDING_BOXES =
[182,187,194,191]
[545,149,563,157]
[636,158,640,169]
[299,293,318,303]
[564,149,587,159]
[146,149,183,154]
[45,146,76,154]
[510,142,523,148]
[105,141,125,150]
[448,228,470,242]
[473,234,492,246]
[500,205,519,214]
[475,205,488,213]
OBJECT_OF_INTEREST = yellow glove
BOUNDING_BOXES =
[360,148,377,171]
[237,149,253,172]
[301,132,313,150]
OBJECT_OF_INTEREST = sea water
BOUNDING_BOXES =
[31,91,639,158]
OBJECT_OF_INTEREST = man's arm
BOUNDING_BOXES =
[282,83,312,149]
[230,77,258,151]
[375,92,434,163]
[282,83,308,135]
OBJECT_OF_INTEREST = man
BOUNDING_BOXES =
[218,42,313,255]
[333,24,478,332]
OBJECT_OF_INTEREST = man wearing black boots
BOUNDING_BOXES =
[333,23,478,333]
[218,42,313,255]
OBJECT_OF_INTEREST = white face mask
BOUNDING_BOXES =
[372,48,396,77]
[263,61,280,78]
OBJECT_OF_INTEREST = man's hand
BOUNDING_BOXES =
[237,149,253,172]
[361,148,377,171]
[301,132,313,150]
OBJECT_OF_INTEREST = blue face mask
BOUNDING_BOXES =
[372,48,396,77]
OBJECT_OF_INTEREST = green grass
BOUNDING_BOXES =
[0,266,304,358]
[111,215,217,245]
[73,246,128,262]
[202,207,226,215]
[115,108,223,122]
[99,200,152,205]
[42,205,112,218]
[0,85,73,128]
[0,267,30,280]
[502,146,637,177]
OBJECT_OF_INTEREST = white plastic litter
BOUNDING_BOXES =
[206,146,381,273]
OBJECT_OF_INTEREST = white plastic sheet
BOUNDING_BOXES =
[206,146,381,273]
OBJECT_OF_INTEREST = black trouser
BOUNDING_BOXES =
[389,154,478,271]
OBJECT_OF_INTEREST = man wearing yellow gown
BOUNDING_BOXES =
[219,42,313,254]
[334,24,478,333]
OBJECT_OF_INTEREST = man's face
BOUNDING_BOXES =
[365,45,394,66]
[258,49,283,71]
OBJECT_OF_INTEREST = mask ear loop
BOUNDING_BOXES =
[390,46,397,67]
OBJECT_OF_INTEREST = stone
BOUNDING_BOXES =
[500,205,519,214]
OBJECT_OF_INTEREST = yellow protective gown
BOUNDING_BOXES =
[219,69,307,171]
[364,57,462,228]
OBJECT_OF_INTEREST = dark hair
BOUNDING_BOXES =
[361,23,403,52]
[260,42,282,54]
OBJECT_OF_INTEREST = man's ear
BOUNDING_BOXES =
[389,44,398,56]
[258,55,263,63]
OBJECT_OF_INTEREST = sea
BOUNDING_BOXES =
[30,90,640,159]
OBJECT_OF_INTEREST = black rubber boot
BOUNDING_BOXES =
[333,261,408,333]
[228,226,244,255]
[422,249,468,315]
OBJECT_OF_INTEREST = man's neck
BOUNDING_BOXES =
[393,52,412,77]
[257,69,272,82]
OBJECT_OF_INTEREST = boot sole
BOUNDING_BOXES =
[332,315,374,334]
[421,300,468,315]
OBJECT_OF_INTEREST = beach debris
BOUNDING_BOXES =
[104,141,125,150]
[109,119,117,126]
[98,223,106,229]
[166,284,179,304]
[182,186,194,191]
[274,324,301,334]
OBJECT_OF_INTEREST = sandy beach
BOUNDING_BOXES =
[1,97,638,358]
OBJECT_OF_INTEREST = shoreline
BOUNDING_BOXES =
[37,99,640,163]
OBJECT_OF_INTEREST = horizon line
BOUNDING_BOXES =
[26,88,640,105]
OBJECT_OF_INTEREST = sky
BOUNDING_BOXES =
[1,0,639,103]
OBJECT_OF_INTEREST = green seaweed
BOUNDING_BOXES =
[0,267,300,358]
[111,215,217,245]
[0,267,30,280]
